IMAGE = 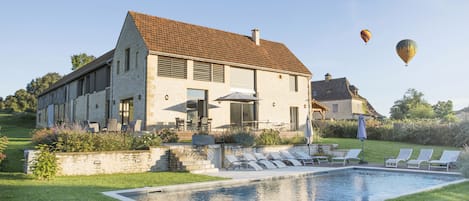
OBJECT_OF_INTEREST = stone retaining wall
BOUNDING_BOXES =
[24,147,169,176]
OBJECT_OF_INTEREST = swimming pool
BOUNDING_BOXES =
[115,168,464,201]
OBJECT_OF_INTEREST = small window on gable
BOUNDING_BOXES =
[289,75,298,92]
[125,48,130,72]
[135,51,139,69]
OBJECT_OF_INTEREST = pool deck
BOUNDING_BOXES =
[202,165,338,180]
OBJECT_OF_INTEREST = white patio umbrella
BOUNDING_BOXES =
[305,115,313,155]
[357,115,368,164]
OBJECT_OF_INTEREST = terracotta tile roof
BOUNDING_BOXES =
[129,11,311,75]
[39,49,114,97]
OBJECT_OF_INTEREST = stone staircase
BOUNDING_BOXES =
[170,147,218,174]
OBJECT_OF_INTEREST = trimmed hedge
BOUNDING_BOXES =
[315,120,469,147]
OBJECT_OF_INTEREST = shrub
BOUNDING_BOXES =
[132,133,162,150]
[31,128,57,146]
[282,135,306,145]
[232,131,256,147]
[31,144,58,180]
[459,145,469,178]
[157,128,179,143]
[256,129,281,145]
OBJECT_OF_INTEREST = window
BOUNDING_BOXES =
[212,64,224,83]
[313,90,317,97]
[230,67,254,93]
[289,75,298,92]
[333,104,339,113]
[77,78,85,96]
[158,56,187,79]
[135,51,139,69]
[193,61,211,81]
[85,75,91,94]
[230,103,255,128]
[119,98,134,125]
[193,61,225,83]
[125,48,130,72]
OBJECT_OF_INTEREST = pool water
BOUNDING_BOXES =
[123,169,463,201]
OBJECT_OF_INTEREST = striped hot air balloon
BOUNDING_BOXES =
[396,39,417,66]
[360,29,372,44]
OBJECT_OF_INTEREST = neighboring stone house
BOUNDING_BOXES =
[455,107,469,122]
[37,11,312,131]
[311,73,381,120]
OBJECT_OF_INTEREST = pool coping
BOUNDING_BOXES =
[102,166,467,201]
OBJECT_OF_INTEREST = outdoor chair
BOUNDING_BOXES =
[428,150,461,171]
[385,148,413,168]
[225,154,263,171]
[175,118,185,131]
[254,152,287,168]
[270,152,302,166]
[129,119,142,132]
[83,120,100,133]
[106,119,122,132]
[243,153,277,169]
[331,149,361,166]
[293,151,315,165]
[407,149,434,169]
[279,151,303,166]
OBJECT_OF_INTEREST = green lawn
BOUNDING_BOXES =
[0,172,224,201]
[388,181,469,201]
[0,113,35,172]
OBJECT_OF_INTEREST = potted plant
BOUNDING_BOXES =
[192,132,215,145]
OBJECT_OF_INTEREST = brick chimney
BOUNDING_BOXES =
[325,73,332,81]
[252,29,260,46]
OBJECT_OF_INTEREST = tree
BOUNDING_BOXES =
[390,88,435,120]
[433,100,457,123]
[71,53,96,70]
[3,73,62,113]
[26,73,62,97]
[0,97,4,110]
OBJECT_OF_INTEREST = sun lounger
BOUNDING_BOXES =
[225,154,263,171]
[331,149,361,166]
[270,152,302,166]
[428,150,461,171]
[407,149,433,169]
[243,153,277,169]
[293,151,315,165]
[254,152,287,168]
[385,148,413,168]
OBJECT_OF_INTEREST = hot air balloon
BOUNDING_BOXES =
[360,29,372,44]
[396,39,417,66]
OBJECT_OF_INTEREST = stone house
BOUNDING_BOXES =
[311,73,381,120]
[37,11,312,131]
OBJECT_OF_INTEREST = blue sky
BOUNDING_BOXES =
[1,1,469,116]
